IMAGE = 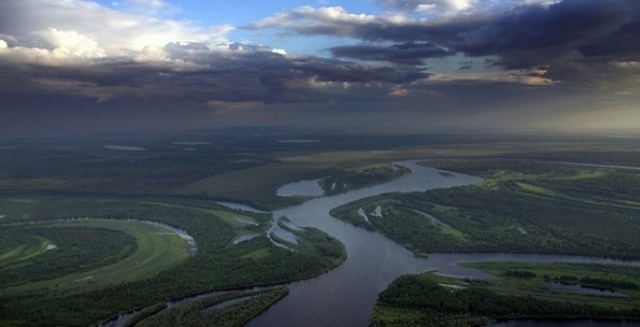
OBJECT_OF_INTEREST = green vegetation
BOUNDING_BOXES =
[124,302,167,327]
[178,161,411,210]
[371,264,640,327]
[367,158,640,326]
[318,163,410,195]
[332,160,640,259]
[0,198,345,326]
[274,216,347,267]
[0,226,137,290]
[136,287,288,327]
[2,132,640,326]
[1,219,190,296]
[461,261,640,306]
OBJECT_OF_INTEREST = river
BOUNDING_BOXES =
[101,160,638,327]
[244,161,639,327]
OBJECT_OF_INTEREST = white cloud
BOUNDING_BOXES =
[126,0,167,8]
[0,0,232,65]
[248,5,422,38]
[36,28,106,58]
[374,0,477,14]
[415,4,438,12]
[250,6,379,29]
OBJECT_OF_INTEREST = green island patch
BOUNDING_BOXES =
[371,262,640,327]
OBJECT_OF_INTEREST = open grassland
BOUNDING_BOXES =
[0,226,137,290]
[371,263,640,327]
[1,219,189,297]
[0,233,52,264]
[331,160,640,259]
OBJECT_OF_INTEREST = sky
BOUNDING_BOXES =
[0,0,639,136]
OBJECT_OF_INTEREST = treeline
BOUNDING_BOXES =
[504,270,536,278]
[421,159,583,179]
[136,287,288,327]
[124,302,167,327]
[371,275,640,327]
[319,164,410,195]
[547,274,638,290]
[0,140,266,197]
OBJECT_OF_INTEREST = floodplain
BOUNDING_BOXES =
[1,129,639,326]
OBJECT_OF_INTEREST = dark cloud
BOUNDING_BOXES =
[330,42,451,65]
[258,0,640,73]
[1,0,639,135]
[0,47,428,106]
[450,0,640,69]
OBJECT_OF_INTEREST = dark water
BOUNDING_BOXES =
[547,281,629,297]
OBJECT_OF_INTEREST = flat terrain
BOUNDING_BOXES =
[1,219,189,296]
[1,130,639,326]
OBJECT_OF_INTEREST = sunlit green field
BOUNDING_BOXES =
[1,219,190,297]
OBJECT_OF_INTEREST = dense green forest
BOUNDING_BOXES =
[371,272,640,327]
[136,287,288,327]
[318,163,410,195]
[372,261,640,327]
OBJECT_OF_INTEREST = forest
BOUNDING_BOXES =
[371,271,640,327]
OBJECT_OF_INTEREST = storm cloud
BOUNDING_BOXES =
[253,0,640,74]
[330,42,452,65]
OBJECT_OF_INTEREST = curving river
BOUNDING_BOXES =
[101,161,639,327]
[244,161,640,327]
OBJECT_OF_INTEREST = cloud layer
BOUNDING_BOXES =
[0,0,639,135]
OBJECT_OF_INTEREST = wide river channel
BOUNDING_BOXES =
[244,161,640,327]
